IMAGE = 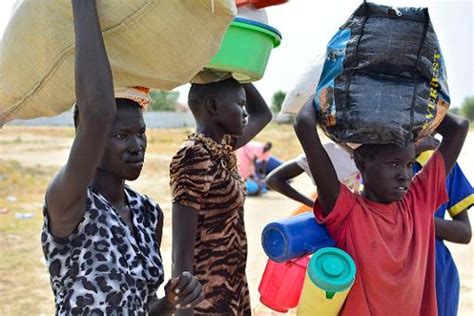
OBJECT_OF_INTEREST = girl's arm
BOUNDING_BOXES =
[435,210,472,244]
[436,113,469,176]
[171,203,199,316]
[151,205,203,315]
[233,84,272,149]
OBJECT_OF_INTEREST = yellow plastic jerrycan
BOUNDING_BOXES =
[297,247,356,315]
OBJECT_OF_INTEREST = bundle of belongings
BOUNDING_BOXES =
[314,1,449,150]
[0,0,236,126]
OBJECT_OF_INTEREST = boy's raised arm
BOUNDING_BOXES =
[436,112,469,176]
[294,98,340,215]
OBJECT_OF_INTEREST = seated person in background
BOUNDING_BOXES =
[266,142,360,215]
[236,141,282,196]
[414,135,473,316]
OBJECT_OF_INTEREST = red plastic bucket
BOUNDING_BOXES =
[258,256,310,312]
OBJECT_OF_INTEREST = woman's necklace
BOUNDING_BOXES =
[187,133,246,192]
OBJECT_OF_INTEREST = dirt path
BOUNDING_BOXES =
[245,179,312,315]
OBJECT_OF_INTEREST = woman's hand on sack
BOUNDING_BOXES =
[165,271,204,310]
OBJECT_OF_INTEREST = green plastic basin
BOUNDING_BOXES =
[206,17,282,82]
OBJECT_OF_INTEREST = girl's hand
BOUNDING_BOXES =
[165,271,204,310]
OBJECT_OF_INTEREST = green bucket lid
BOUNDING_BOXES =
[307,247,356,293]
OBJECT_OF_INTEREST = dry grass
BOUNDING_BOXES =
[0,160,56,315]
[0,123,303,315]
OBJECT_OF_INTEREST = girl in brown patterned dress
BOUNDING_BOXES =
[170,79,272,315]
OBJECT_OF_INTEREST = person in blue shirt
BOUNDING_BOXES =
[414,136,473,316]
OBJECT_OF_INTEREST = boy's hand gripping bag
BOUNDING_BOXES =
[314,2,449,149]
[0,0,236,126]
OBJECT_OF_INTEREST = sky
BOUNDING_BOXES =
[1,0,472,107]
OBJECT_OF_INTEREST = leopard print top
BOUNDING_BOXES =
[41,186,164,315]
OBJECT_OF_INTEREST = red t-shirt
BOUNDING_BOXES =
[314,151,448,316]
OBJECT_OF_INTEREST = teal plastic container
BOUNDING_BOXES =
[297,247,356,315]
[206,17,282,82]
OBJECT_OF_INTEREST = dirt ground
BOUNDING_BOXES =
[0,125,473,315]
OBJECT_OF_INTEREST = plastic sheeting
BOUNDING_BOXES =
[280,56,324,115]
[315,2,449,148]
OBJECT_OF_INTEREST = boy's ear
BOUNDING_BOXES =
[205,98,218,115]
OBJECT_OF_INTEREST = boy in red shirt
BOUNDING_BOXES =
[294,99,469,315]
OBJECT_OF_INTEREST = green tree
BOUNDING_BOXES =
[460,96,474,121]
[149,90,179,112]
[271,90,286,113]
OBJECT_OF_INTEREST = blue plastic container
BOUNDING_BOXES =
[262,212,335,262]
